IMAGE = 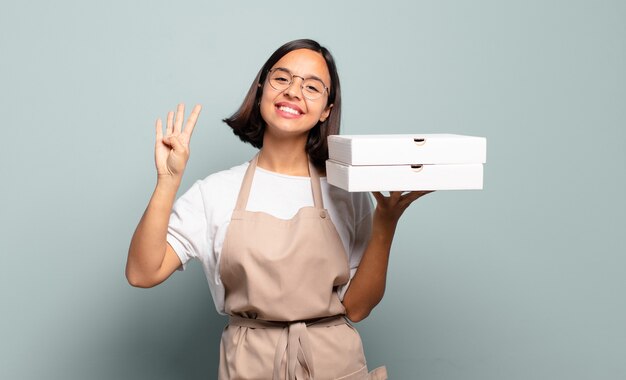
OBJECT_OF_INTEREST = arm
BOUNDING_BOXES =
[341,191,432,322]
[126,104,202,288]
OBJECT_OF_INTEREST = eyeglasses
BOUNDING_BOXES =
[267,68,329,100]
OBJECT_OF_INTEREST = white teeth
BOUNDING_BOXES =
[278,106,300,115]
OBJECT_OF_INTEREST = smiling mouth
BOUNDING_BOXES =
[276,105,303,115]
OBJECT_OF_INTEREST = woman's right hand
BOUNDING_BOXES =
[155,103,202,181]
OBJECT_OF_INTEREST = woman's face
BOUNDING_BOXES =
[260,49,332,141]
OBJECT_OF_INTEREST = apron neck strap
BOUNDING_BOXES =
[234,152,324,211]
[308,159,324,209]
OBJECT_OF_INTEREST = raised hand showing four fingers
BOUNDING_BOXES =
[155,103,202,179]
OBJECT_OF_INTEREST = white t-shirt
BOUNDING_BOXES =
[166,162,374,315]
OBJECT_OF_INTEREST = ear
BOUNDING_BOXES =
[319,103,333,123]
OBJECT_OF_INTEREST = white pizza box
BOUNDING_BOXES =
[326,160,483,192]
[328,134,486,165]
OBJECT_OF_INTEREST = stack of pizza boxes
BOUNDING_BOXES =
[325,134,487,192]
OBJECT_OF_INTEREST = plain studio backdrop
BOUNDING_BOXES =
[1,1,624,379]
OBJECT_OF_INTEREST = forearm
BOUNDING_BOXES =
[126,177,180,284]
[342,211,398,322]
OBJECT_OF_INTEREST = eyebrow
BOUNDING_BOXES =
[274,67,328,87]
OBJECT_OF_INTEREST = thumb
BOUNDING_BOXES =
[163,135,185,152]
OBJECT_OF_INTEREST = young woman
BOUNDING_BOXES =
[127,39,430,379]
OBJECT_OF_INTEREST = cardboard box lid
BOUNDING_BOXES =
[328,134,487,165]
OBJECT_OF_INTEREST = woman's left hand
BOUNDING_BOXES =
[371,191,433,224]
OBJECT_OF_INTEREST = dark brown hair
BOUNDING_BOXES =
[223,39,341,169]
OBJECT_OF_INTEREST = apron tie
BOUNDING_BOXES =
[229,315,347,380]
[274,321,314,379]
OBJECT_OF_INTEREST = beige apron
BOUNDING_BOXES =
[218,153,387,380]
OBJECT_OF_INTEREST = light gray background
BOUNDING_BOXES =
[1,1,624,379]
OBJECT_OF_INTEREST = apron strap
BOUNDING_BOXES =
[234,153,258,211]
[234,152,325,211]
[308,160,324,210]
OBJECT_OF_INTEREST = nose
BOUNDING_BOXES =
[284,76,305,99]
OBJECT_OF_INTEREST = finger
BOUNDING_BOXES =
[402,190,433,199]
[401,192,422,204]
[155,118,163,141]
[400,190,433,205]
[418,190,434,197]
[174,103,185,134]
[389,191,403,202]
[182,104,202,142]
[371,191,385,203]
[166,111,174,136]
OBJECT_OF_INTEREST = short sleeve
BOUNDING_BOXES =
[337,192,373,299]
[166,181,209,271]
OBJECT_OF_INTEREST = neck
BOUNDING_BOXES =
[258,136,312,176]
